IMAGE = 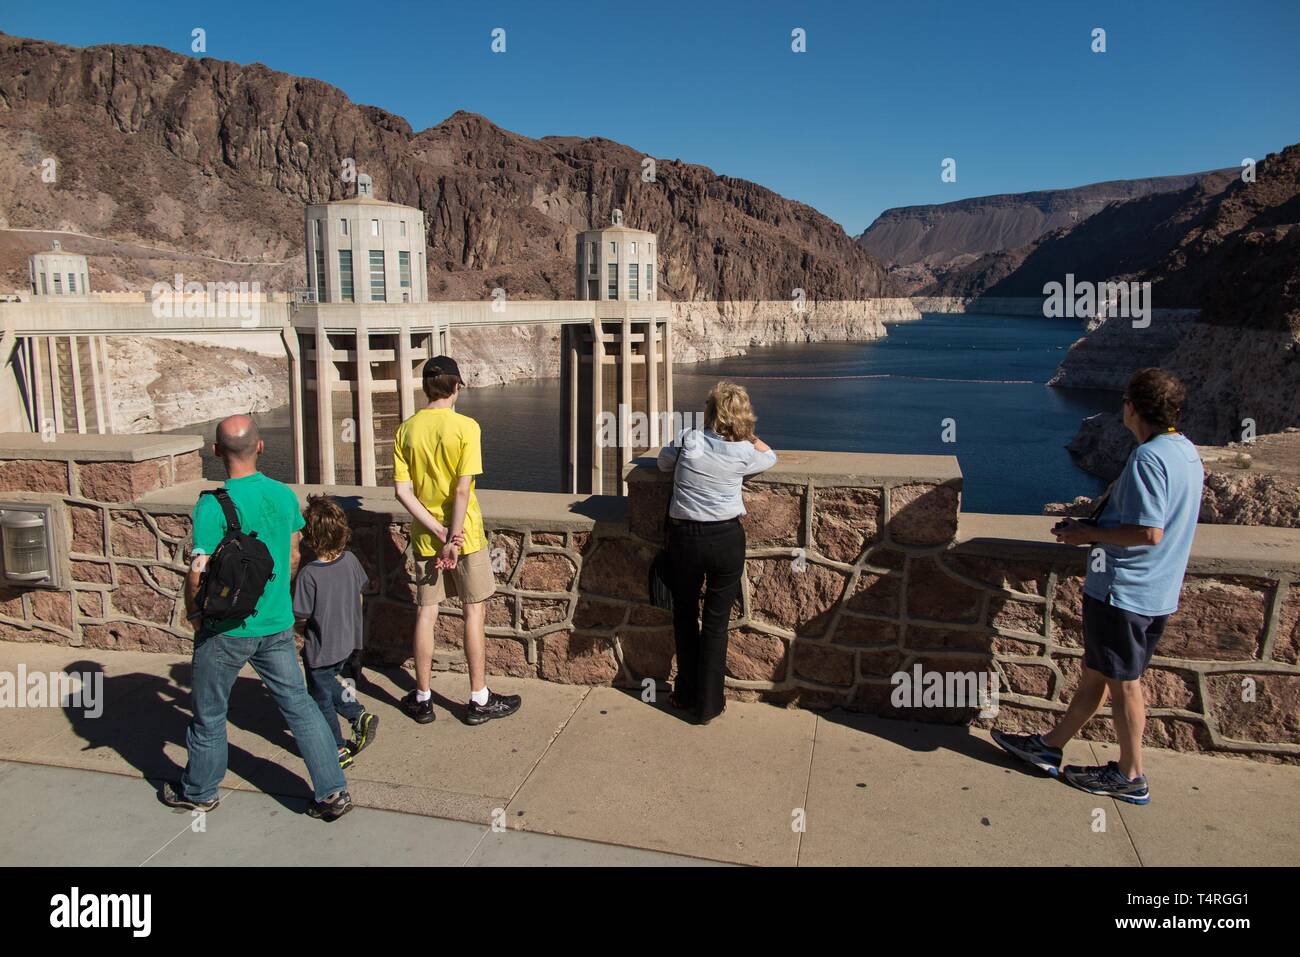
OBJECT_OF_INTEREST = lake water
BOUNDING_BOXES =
[172,313,1117,514]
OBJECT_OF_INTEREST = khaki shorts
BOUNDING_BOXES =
[415,546,496,606]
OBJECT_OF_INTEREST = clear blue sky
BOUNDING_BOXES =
[5,0,1298,233]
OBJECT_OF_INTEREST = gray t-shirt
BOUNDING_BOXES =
[657,428,778,521]
[292,551,368,669]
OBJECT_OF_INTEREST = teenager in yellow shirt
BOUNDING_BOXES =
[393,356,521,726]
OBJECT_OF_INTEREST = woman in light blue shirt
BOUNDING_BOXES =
[657,382,777,723]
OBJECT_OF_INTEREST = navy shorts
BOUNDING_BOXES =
[1081,593,1168,681]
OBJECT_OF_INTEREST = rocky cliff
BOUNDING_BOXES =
[451,298,921,386]
[857,170,1226,294]
[1052,145,1300,469]
[105,337,288,433]
[0,32,897,305]
[930,173,1235,299]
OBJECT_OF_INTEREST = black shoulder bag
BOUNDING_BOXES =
[192,488,276,628]
[647,440,685,610]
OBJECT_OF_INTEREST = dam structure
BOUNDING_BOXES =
[562,222,671,495]
[0,182,674,496]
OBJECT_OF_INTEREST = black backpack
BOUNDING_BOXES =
[194,488,276,628]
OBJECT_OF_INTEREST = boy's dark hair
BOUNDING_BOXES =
[423,371,463,401]
[302,494,350,557]
[1125,368,1185,429]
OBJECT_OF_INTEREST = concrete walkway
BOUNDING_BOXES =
[2,642,1297,867]
[0,762,720,867]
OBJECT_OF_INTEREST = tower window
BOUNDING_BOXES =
[607,263,618,299]
[609,241,617,257]
[338,250,354,302]
[369,250,386,301]
[400,221,407,237]
[628,262,639,300]
[314,246,327,299]
[399,251,411,290]
[340,218,348,236]
[68,273,77,293]
[587,241,597,276]
[371,219,380,237]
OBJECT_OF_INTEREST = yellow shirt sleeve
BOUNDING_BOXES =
[392,421,411,483]
[460,419,483,478]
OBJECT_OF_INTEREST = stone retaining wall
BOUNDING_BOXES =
[1,436,1296,762]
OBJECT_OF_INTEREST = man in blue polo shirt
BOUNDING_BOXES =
[994,369,1203,805]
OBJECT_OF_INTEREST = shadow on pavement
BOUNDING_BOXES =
[813,707,1049,779]
[60,658,323,811]
[356,660,463,720]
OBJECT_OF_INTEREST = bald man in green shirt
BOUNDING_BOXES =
[161,414,352,821]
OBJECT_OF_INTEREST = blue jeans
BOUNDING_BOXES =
[305,657,365,749]
[181,627,347,803]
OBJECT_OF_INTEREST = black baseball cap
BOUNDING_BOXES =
[423,355,462,382]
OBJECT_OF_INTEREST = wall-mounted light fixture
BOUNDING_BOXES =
[0,504,59,587]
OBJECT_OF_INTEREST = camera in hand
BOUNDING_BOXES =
[1053,517,1098,534]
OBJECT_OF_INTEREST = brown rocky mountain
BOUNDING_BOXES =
[1049,144,1300,475]
[857,170,1226,294]
[928,172,1236,298]
[0,32,897,302]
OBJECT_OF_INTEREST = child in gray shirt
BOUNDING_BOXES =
[293,495,377,769]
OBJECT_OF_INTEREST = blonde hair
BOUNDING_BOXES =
[704,381,757,442]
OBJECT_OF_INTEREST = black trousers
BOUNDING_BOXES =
[668,517,746,721]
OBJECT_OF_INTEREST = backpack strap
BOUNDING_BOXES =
[201,488,242,534]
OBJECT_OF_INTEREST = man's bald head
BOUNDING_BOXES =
[215,414,261,462]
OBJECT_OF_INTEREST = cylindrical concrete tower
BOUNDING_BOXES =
[303,173,428,305]
[29,240,90,297]
[291,174,442,487]
[562,219,671,495]
[575,224,657,302]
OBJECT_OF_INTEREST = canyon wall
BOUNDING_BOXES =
[0,32,897,306]
[860,170,1229,295]
[453,299,920,385]
[908,296,1049,316]
[103,337,288,434]
[1052,305,1300,479]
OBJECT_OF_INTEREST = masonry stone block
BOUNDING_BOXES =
[888,483,958,545]
[812,486,880,562]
